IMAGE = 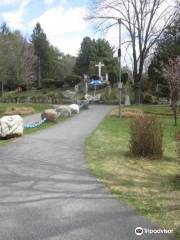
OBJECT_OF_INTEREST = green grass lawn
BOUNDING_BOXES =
[86,105,180,239]
[129,104,180,116]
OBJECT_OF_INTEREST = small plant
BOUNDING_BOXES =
[129,115,163,158]
[143,92,153,104]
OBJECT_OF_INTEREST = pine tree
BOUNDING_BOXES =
[31,23,50,87]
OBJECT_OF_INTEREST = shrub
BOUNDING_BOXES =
[42,79,64,89]
[129,115,163,158]
[64,74,81,87]
[143,92,153,104]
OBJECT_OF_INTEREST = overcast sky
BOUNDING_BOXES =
[0,0,118,56]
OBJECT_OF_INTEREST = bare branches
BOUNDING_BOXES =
[161,57,180,125]
[87,0,179,103]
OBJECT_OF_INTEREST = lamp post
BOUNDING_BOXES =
[118,18,122,118]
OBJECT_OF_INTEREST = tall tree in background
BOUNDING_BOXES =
[148,16,180,98]
[0,23,12,95]
[0,23,36,93]
[88,0,179,103]
[62,54,76,77]
[74,37,95,75]
[11,31,36,89]
[47,45,64,80]
[74,37,118,84]
[31,23,50,88]
[161,57,180,126]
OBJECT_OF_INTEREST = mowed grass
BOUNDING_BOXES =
[86,105,180,239]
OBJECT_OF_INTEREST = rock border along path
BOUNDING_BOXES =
[0,106,174,240]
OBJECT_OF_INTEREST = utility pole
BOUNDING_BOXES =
[118,18,122,118]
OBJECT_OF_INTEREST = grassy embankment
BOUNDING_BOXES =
[86,105,180,239]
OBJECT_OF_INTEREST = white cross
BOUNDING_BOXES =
[105,73,109,81]
[95,62,104,79]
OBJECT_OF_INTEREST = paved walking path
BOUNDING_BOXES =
[0,106,174,240]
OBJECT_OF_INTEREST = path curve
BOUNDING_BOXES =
[0,106,174,240]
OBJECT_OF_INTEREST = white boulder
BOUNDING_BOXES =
[55,105,72,117]
[0,115,23,138]
[69,104,80,114]
[84,94,101,102]
[84,94,94,101]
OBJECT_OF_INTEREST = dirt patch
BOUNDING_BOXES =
[5,107,35,116]
[109,108,143,118]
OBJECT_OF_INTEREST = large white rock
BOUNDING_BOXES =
[0,115,23,138]
[84,94,94,101]
[69,104,80,114]
[54,105,72,117]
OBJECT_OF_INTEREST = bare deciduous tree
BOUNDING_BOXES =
[87,0,179,103]
[161,57,180,126]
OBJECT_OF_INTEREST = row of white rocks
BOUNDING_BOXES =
[41,104,80,122]
[0,104,81,138]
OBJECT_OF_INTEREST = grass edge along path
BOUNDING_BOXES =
[86,107,180,239]
[0,116,69,145]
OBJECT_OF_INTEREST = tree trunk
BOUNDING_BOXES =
[133,54,144,104]
[1,81,4,97]
[38,57,41,88]
[133,74,142,104]
[174,108,177,126]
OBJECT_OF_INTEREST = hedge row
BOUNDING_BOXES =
[0,95,74,104]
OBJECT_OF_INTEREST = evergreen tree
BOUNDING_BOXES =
[62,54,76,77]
[47,45,64,81]
[148,16,180,98]
[74,37,118,84]
[31,23,50,87]
[74,37,95,75]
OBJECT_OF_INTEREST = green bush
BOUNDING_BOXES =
[42,79,64,89]
[129,115,163,158]
[143,92,153,104]
[64,74,81,87]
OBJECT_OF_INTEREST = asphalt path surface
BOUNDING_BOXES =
[0,106,174,240]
